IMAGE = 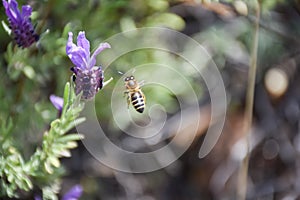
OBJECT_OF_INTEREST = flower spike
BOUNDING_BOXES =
[2,0,39,48]
[66,31,111,100]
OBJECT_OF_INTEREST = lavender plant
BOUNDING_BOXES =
[1,3,87,197]
[0,0,188,199]
[0,82,85,199]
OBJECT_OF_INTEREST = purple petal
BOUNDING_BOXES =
[89,42,111,68]
[62,185,83,200]
[68,48,89,69]
[66,32,75,55]
[34,195,42,200]
[21,5,32,19]
[3,0,21,24]
[66,32,88,69]
[77,31,90,59]
[2,0,8,10]
[50,95,63,111]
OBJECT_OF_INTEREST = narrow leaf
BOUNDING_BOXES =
[48,156,60,168]
[65,141,78,149]
[44,161,53,174]
[62,82,71,116]
[57,134,84,143]
[61,117,86,134]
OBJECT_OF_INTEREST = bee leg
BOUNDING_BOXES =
[126,95,131,109]
[124,91,130,109]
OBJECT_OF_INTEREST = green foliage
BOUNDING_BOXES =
[260,0,285,11]
[0,118,32,198]
[0,0,291,198]
[0,0,189,198]
[0,83,85,199]
[206,0,285,13]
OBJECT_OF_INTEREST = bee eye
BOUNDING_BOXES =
[130,76,134,80]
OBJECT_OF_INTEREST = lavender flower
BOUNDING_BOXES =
[34,196,42,200]
[62,184,83,200]
[50,94,63,117]
[2,0,39,48]
[34,185,82,200]
[66,31,111,100]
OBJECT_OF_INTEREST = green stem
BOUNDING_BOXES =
[236,1,260,200]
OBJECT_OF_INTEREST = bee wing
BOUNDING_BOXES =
[138,80,145,87]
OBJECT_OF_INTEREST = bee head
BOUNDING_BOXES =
[125,76,136,87]
[125,76,135,81]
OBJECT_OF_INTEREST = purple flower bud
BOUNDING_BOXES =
[2,0,39,48]
[34,195,42,200]
[62,184,83,200]
[66,31,110,100]
[50,94,63,112]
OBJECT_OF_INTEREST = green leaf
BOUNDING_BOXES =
[6,185,17,198]
[65,141,78,149]
[7,174,13,183]
[146,0,169,11]
[42,186,59,200]
[44,161,53,174]
[146,13,185,31]
[61,117,86,134]
[23,178,33,191]
[0,117,13,142]
[22,65,36,79]
[58,150,71,158]
[50,119,61,131]
[62,82,71,116]
[48,156,60,168]
[57,134,84,143]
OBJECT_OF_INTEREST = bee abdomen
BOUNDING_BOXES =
[131,92,145,113]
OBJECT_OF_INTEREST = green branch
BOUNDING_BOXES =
[0,82,85,199]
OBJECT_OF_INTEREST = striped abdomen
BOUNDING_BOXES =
[130,91,145,113]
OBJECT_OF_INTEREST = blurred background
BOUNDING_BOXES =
[1,0,300,199]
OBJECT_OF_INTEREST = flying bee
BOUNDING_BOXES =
[124,75,146,113]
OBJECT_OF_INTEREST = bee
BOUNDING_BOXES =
[124,75,146,113]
